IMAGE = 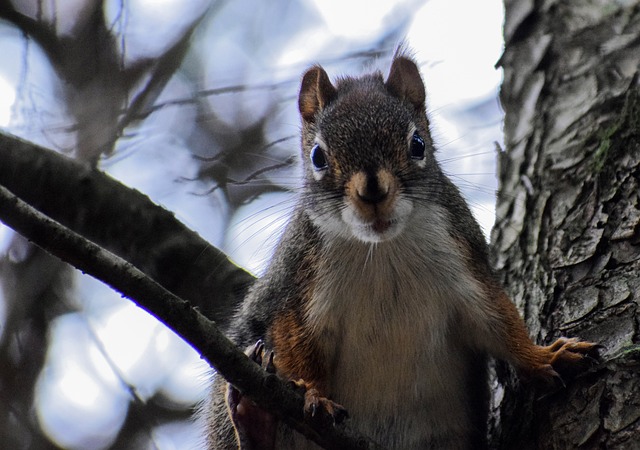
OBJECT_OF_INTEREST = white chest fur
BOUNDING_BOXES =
[303,208,483,449]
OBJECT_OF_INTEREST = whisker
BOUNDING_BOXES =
[232,196,299,236]
[364,242,376,271]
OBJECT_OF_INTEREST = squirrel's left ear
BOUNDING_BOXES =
[385,56,426,112]
[299,65,337,123]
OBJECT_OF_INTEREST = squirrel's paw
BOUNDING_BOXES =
[527,337,599,384]
[291,379,349,425]
[226,340,277,450]
[246,340,277,374]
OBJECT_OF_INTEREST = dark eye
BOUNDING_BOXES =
[410,133,426,160]
[310,144,328,170]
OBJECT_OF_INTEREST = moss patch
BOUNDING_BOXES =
[591,83,640,176]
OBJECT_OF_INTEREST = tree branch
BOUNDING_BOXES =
[0,4,62,60]
[0,131,253,326]
[0,152,384,450]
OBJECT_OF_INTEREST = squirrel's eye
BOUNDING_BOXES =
[310,144,328,171]
[410,133,426,160]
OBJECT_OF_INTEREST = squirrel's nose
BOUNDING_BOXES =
[356,174,389,204]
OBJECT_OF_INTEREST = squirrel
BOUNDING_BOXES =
[203,50,598,450]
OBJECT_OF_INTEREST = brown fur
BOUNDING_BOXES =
[270,309,327,392]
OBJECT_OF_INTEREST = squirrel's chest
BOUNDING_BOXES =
[305,241,479,446]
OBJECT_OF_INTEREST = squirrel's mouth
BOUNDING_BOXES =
[351,217,405,243]
[371,218,393,234]
[339,193,413,243]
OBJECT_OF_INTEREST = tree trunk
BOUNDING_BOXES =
[491,1,640,448]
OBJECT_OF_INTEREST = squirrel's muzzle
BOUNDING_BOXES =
[347,169,398,220]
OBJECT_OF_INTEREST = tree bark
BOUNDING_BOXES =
[491,1,640,448]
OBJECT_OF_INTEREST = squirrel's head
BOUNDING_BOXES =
[298,54,440,244]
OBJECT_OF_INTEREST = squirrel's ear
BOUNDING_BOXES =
[299,66,337,123]
[385,56,426,111]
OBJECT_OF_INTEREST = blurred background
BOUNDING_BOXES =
[0,0,504,448]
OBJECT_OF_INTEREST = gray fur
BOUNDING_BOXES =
[205,56,494,449]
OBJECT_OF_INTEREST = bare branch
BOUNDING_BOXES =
[0,4,61,60]
[0,183,385,450]
[0,131,253,325]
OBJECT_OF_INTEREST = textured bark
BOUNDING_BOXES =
[491,1,640,448]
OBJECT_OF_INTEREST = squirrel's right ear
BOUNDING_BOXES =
[299,66,337,123]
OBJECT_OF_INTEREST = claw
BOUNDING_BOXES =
[250,340,265,366]
[525,337,600,384]
[299,383,348,425]
[266,351,276,374]
[309,400,318,418]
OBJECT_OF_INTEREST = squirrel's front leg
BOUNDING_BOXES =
[488,289,598,382]
[270,309,348,424]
